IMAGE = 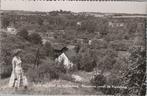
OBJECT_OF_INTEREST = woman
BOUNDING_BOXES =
[9,49,28,89]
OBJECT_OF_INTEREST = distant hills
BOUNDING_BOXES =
[1,10,146,18]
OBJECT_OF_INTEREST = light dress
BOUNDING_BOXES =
[9,56,28,88]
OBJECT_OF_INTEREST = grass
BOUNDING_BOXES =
[0,71,103,95]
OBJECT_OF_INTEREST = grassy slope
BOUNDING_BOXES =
[0,71,103,95]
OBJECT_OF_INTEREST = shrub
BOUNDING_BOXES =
[17,28,29,40]
[26,58,68,83]
[28,33,42,44]
[1,17,10,28]
[0,62,12,79]
[91,73,122,95]
[123,46,146,95]
[91,74,106,87]
[43,42,54,57]
[100,86,120,95]
[109,40,130,51]
[91,39,107,49]
[97,49,117,72]
[77,48,97,72]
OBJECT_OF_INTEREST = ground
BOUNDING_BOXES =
[0,71,103,95]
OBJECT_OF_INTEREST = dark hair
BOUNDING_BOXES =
[13,49,22,56]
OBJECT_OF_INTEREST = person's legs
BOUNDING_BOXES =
[14,80,18,91]
[15,70,22,89]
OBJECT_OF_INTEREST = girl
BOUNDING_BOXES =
[9,49,28,90]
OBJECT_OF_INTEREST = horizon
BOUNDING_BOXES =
[1,1,147,14]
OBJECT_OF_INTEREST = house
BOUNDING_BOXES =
[77,21,82,26]
[55,52,73,70]
[7,26,17,35]
[42,38,50,45]
[108,21,124,28]
[54,44,77,72]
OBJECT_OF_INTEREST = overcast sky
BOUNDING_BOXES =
[1,0,147,14]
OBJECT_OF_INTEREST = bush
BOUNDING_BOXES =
[97,49,117,72]
[91,74,106,87]
[28,33,42,44]
[109,40,130,51]
[91,73,122,95]
[26,59,67,83]
[17,28,29,40]
[43,42,54,57]
[100,86,120,95]
[77,48,97,72]
[91,39,107,49]
[123,46,146,95]
[0,62,12,79]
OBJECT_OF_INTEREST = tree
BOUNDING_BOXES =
[43,41,54,57]
[17,28,29,40]
[28,33,42,44]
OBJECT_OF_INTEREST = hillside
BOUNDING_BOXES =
[0,10,146,95]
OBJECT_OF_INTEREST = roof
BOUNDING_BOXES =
[52,43,66,50]
[66,45,75,50]
[65,49,77,62]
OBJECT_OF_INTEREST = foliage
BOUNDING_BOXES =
[27,58,70,83]
[1,17,10,28]
[109,40,131,51]
[0,33,30,78]
[28,33,42,44]
[123,46,146,95]
[42,42,54,58]
[76,47,97,72]
[97,49,117,73]
[17,28,29,40]
[91,39,107,49]
[1,12,146,94]
[91,74,106,87]
[78,20,97,33]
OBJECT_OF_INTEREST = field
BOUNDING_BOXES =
[0,10,146,95]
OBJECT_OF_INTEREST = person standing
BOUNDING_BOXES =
[9,49,28,90]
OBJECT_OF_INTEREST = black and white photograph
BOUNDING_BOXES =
[0,0,147,95]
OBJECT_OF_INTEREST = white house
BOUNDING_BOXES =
[55,52,73,70]
[7,27,17,35]
[77,21,82,26]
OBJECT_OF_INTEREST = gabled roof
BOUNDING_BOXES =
[52,43,66,50]
[65,49,77,62]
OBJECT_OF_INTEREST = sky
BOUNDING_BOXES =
[1,0,147,14]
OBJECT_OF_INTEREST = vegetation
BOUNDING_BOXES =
[28,33,42,44]
[0,10,145,95]
[17,28,29,40]
[123,46,146,95]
